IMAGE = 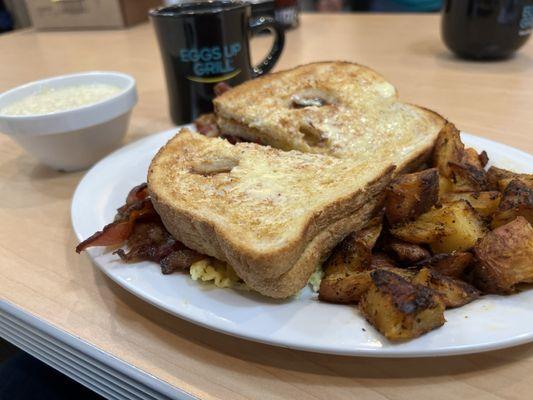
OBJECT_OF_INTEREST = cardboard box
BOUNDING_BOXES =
[25,0,163,30]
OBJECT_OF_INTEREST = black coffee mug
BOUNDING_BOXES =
[150,1,285,125]
[442,0,533,60]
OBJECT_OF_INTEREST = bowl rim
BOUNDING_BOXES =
[0,71,136,120]
[0,71,138,136]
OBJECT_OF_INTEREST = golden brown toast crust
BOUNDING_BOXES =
[245,181,389,297]
[214,61,447,174]
[148,130,394,296]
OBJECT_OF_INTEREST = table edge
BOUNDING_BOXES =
[0,299,197,400]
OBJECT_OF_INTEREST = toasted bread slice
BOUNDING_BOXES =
[148,129,393,298]
[214,61,446,173]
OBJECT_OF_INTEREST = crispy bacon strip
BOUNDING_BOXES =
[194,83,231,137]
[116,239,202,275]
[160,249,203,274]
[112,219,202,273]
[75,198,155,253]
[117,183,150,216]
[126,182,148,204]
[221,134,263,145]
[76,183,204,274]
[75,220,134,253]
[194,113,220,138]
[214,82,231,96]
[113,221,175,261]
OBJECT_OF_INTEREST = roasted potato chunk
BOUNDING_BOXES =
[473,216,533,294]
[391,201,487,253]
[412,268,480,308]
[478,150,489,168]
[413,251,473,278]
[323,237,371,275]
[320,218,384,301]
[448,162,488,192]
[323,219,382,275]
[438,175,454,197]
[390,220,453,244]
[463,148,484,169]
[369,253,397,270]
[370,254,418,279]
[491,179,533,229]
[432,124,487,192]
[441,191,501,217]
[320,254,415,304]
[359,270,445,341]
[463,148,488,169]
[433,123,465,178]
[498,177,533,192]
[369,258,416,281]
[357,217,383,249]
[498,179,533,210]
[487,166,513,190]
[387,239,431,264]
[492,208,533,229]
[319,270,372,304]
[487,166,533,191]
[385,168,439,225]
[428,201,488,253]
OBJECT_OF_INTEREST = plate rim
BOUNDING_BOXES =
[71,128,533,358]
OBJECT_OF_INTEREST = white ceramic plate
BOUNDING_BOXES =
[72,128,533,357]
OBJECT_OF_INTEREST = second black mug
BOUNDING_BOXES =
[150,1,285,125]
[442,0,533,59]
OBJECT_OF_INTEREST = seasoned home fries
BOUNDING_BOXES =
[319,125,533,340]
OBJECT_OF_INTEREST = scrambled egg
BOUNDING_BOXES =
[189,258,242,288]
[308,266,325,292]
[189,258,324,292]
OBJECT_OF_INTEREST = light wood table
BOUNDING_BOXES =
[1,13,533,400]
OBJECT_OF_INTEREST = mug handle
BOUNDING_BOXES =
[249,16,285,77]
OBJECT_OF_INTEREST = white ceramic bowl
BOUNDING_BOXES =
[0,71,137,171]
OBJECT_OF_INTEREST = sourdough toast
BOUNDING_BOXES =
[214,61,446,173]
[148,129,393,298]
